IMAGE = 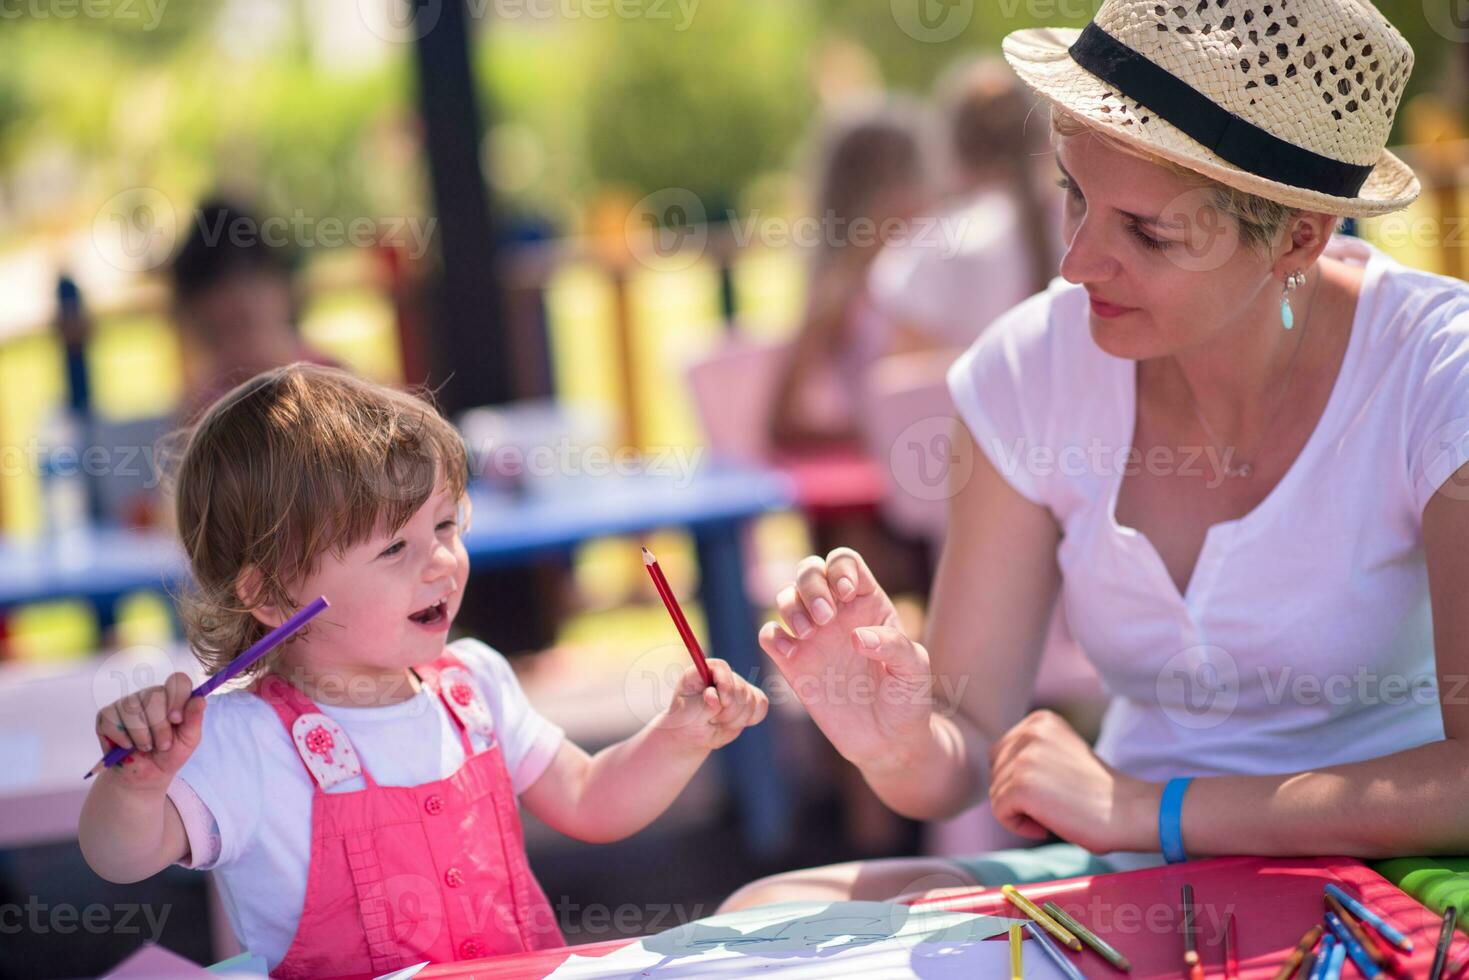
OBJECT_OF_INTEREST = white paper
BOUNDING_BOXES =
[542,901,1067,978]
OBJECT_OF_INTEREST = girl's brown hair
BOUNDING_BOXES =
[161,362,469,679]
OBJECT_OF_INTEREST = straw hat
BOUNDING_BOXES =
[1003,0,1420,217]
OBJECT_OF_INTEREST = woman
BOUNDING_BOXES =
[725,0,1469,910]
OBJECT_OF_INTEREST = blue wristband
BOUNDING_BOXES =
[1158,777,1193,864]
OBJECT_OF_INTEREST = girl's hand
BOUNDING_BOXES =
[757,548,936,772]
[657,659,769,752]
[988,709,1163,854]
[93,672,206,792]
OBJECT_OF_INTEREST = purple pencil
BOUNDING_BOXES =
[84,596,329,779]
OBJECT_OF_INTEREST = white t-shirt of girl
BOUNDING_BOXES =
[946,234,1469,783]
[166,638,565,969]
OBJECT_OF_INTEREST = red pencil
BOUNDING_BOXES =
[642,546,715,689]
[1224,911,1239,980]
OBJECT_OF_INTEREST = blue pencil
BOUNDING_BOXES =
[1325,910,1381,979]
[1023,920,1085,980]
[1308,934,1336,980]
[1323,884,1413,952]
[85,596,329,778]
[1322,933,1348,980]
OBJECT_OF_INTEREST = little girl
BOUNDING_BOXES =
[77,363,768,977]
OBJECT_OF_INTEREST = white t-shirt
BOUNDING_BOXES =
[946,234,1469,783]
[167,638,565,969]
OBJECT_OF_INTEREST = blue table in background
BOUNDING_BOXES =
[0,464,798,856]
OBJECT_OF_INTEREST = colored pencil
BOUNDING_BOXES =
[1002,884,1082,952]
[1323,884,1413,952]
[1297,949,1319,980]
[1272,923,1323,980]
[1025,920,1086,980]
[1224,911,1240,980]
[1323,932,1348,980]
[85,596,329,778]
[1183,884,1204,980]
[1309,935,1336,980]
[642,547,714,688]
[1325,894,1390,969]
[1325,910,1381,979]
[1043,899,1132,971]
[1430,907,1459,980]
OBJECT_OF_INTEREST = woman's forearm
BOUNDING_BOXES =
[858,711,989,821]
[1179,737,1469,858]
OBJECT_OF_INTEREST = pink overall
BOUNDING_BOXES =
[255,652,565,978]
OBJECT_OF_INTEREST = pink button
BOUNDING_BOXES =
[424,795,444,815]
[444,867,464,887]
[459,939,484,959]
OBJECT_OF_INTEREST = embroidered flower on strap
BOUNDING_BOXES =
[290,713,362,790]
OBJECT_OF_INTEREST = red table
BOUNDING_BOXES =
[344,856,1469,979]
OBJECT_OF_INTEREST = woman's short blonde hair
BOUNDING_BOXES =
[161,363,469,680]
[1049,107,1330,255]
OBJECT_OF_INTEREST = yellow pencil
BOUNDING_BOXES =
[1003,884,1083,952]
[1010,922,1024,980]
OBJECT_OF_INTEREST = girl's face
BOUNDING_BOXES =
[1053,131,1281,360]
[283,482,471,676]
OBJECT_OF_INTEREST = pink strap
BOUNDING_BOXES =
[416,654,483,757]
[254,675,376,789]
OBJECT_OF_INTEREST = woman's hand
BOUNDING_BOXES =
[93,672,206,792]
[757,548,937,772]
[656,658,769,752]
[988,709,1162,854]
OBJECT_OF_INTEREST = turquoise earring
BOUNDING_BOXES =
[1281,270,1306,329]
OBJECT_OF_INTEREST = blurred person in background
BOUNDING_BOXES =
[171,197,341,424]
[867,56,1064,361]
[767,99,940,452]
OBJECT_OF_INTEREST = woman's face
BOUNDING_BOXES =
[1053,131,1283,361]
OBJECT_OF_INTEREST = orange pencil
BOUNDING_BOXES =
[642,547,715,688]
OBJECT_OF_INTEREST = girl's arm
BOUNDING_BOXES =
[1161,464,1469,857]
[78,674,204,882]
[79,779,192,883]
[521,659,767,844]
